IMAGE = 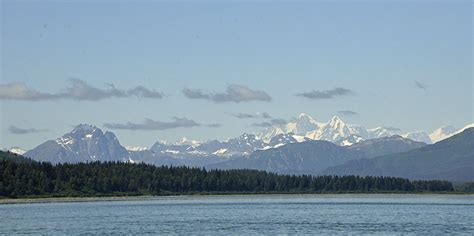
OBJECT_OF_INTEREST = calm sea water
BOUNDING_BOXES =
[1,194,473,235]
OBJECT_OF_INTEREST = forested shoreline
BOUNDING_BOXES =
[0,158,455,198]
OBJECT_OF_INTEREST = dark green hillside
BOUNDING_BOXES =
[0,158,453,198]
[0,150,34,164]
[322,128,474,182]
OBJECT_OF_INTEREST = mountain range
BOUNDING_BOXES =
[17,113,470,161]
[258,113,467,145]
[119,113,471,160]
[207,135,426,175]
[13,113,473,182]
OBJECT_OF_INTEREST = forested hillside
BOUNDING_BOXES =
[0,158,453,198]
[0,151,34,163]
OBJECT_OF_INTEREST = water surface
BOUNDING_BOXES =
[1,194,473,235]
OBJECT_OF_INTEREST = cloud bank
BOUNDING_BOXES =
[104,117,219,131]
[251,118,287,127]
[296,87,354,100]
[183,85,272,103]
[230,112,272,119]
[0,79,163,101]
[338,110,359,116]
[9,126,48,134]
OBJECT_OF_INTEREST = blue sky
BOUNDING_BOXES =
[1,0,472,149]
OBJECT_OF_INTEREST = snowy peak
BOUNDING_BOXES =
[25,124,129,163]
[325,116,352,137]
[6,147,27,155]
[328,116,345,128]
[286,113,323,135]
[258,126,286,143]
[267,133,298,148]
[429,125,457,143]
[259,114,367,146]
[433,123,474,143]
[226,133,265,153]
[63,124,104,143]
[460,123,474,132]
[297,113,319,124]
[71,124,98,133]
[367,127,397,139]
[125,146,148,152]
[402,131,432,144]
[257,112,472,147]
[176,137,201,147]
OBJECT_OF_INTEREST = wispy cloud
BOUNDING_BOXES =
[103,117,218,131]
[384,127,402,132]
[414,80,428,90]
[127,86,163,98]
[296,87,354,100]
[338,110,359,116]
[9,125,48,134]
[230,112,272,119]
[0,83,56,100]
[251,118,287,127]
[183,84,272,103]
[0,79,163,101]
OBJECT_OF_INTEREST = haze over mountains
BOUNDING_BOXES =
[10,113,473,182]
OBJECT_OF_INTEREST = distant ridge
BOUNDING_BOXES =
[208,135,425,175]
[322,128,474,182]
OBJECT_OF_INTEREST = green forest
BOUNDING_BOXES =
[0,153,455,198]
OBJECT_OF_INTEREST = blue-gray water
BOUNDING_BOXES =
[1,194,473,235]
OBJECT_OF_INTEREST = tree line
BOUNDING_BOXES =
[0,159,454,198]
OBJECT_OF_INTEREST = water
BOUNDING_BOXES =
[1,194,473,235]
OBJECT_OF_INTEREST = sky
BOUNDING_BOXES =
[1,0,472,149]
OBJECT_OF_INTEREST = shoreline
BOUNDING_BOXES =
[2,192,473,205]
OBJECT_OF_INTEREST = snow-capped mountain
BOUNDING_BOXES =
[266,133,300,149]
[305,116,366,146]
[150,140,196,155]
[429,126,457,143]
[258,113,395,146]
[256,113,471,146]
[402,131,433,144]
[143,114,467,154]
[124,146,148,152]
[403,124,471,144]
[208,134,428,175]
[434,123,474,142]
[24,124,130,163]
[176,137,201,147]
[367,127,400,139]
[223,133,266,155]
[5,147,27,155]
[258,126,286,143]
[15,118,473,166]
[286,113,324,135]
[150,133,266,157]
